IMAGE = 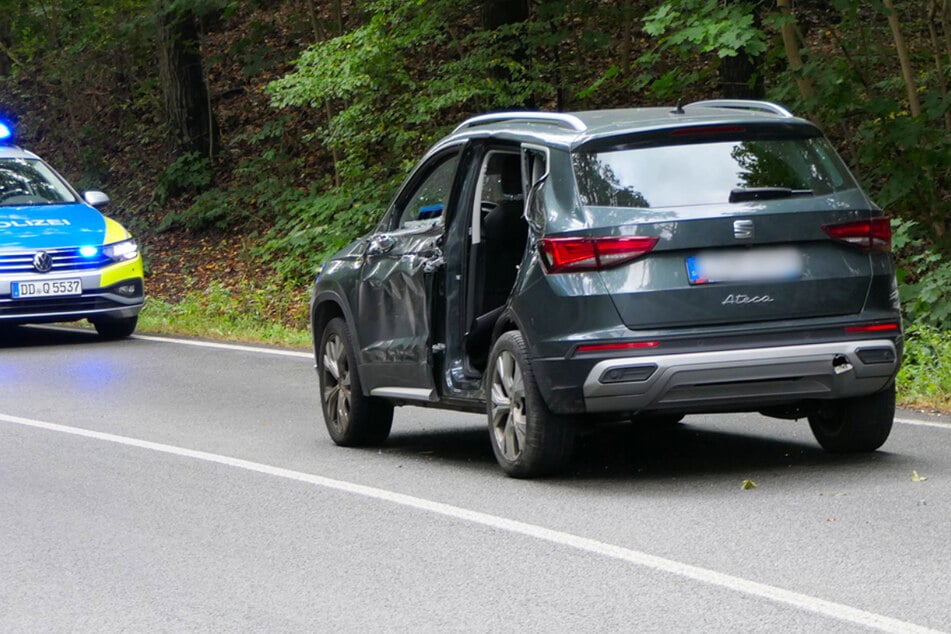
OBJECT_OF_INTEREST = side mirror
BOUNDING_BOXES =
[83,190,111,208]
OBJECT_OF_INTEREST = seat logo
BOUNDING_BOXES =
[33,251,53,273]
[734,219,754,239]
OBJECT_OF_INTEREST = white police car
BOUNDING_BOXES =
[0,122,144,339]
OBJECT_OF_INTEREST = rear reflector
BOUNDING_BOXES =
[540,236,659,273]
[576,341,660,353]
[845,322,900,333]
[822,217,892,251]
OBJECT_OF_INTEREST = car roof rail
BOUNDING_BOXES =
[686,99,794,118]
[453,111,588,134]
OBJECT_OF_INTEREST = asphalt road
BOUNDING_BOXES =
[1,325,949,633]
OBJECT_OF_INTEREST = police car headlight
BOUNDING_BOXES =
[103,239,138,262]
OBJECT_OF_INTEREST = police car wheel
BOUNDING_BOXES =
[93,316,137,340]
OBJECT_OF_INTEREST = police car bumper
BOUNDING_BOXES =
[0,257,144,324]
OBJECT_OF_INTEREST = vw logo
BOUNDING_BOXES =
[33,251,53,273]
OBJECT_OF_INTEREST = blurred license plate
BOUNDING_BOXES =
[12,278,82,298]
[686,248,802,285]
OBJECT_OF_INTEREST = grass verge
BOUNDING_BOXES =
[138,280,311,349]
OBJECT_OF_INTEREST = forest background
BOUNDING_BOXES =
[0,0,949,410]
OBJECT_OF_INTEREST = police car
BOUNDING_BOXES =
[0,122,144,339]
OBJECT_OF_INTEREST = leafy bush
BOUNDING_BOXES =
[893,219,951,328]
[898,324,951,411]
[154,152,213,209]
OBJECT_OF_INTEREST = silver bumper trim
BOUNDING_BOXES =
[582,339,898,413]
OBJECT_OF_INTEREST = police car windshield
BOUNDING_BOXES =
[0,158,77,206]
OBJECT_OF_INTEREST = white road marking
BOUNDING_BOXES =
[131,333,313,359]
[1,412,944,634]
[894,417,951,430]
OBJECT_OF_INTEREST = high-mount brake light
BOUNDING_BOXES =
[576,341,660,353]
[669,125,746,137]
[845,323,900,333]
[540,236,659,273]
[822,217,892,251]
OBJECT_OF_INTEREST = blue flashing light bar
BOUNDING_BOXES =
[0,122,12,142]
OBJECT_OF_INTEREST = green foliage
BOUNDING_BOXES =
[643,1,767,59]
[898,324,951,411]
[154,152,213,211]
[263,0,556,281]
[260,180,388,282]
[765,3,951,234]
[893,219,951,328]
[634,0,766,99]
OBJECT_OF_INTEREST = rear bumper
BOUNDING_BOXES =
[534,339,899,415]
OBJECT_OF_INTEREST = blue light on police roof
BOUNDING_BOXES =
[79,246,99,257]
[0,122,11,141]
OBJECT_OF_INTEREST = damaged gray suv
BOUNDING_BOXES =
[310,100,903,477]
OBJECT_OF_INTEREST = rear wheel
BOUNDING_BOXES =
[808,384,895,453]
[93,316,137,340]
[317,317,393,446]
[486,330,575,478]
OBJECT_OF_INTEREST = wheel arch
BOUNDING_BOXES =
[311,289,360,359]
[490,308,530,355]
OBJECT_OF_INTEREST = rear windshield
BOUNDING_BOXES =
[0,158,77,206]
[573,135,858,208]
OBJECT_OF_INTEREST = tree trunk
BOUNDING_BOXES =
[883,0,922,117]
[482,0,533,107]
[482,0,529,29]
[928,0,951,129]
[156,2,220,159]
[776,0,815,102]
[719,53,764,99]
[0,12,12,76]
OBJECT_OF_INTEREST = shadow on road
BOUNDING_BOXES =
[380,415,903,483]
[568,419,891,481]
[0,324,103,348]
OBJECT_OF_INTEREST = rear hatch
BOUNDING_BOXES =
[564,123,883,329]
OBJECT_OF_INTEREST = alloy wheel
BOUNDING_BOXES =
[322,332,351,433]
[489,349,527,461]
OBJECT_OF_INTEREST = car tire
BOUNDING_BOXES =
[486,330,575,478]
[318,317,394,446]
[93,316,137,340]
[807,384,895,453]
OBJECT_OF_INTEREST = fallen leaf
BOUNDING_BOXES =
[741,479,757,490]
[912,470,928,482]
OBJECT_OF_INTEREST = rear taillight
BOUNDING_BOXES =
[540,236,659,273]
[822,217,892,251]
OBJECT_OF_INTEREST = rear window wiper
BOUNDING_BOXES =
[729,187,813,203]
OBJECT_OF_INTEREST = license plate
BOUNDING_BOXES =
[11,278,82,298]
[686,248,802,285]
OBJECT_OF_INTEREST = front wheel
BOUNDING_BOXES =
[486,330,575,478]
[808,384,895,453]
[317,317,393,446]
[93,316,137,340]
